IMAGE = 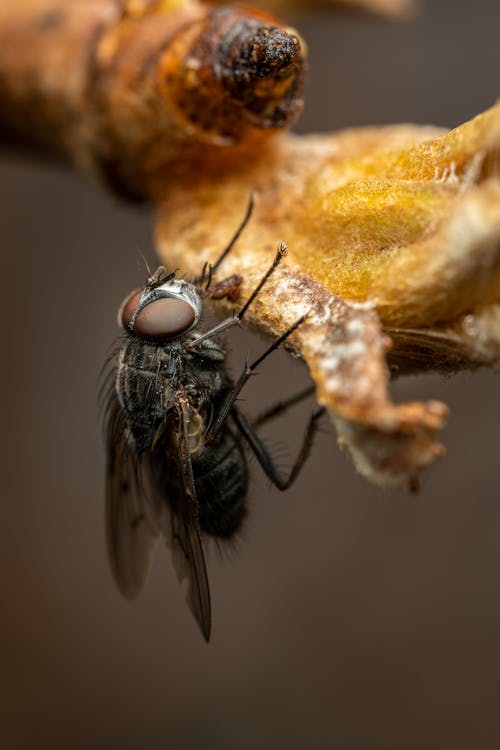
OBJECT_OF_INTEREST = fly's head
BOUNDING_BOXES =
[119,267,202,342]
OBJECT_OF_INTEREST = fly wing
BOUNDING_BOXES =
[105,395,163,598]
[104,375,211,639]
[165,402,211,642]
[386,327,474,374]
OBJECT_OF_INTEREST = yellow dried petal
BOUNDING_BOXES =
[300,103,500,320]
[156,103,500,487]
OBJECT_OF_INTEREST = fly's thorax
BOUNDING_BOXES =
[181,335,230,415]
[115,336,182,451]
[183,331,226,361]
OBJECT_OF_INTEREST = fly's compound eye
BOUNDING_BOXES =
[118,290,141,330]
[119,281,201,341]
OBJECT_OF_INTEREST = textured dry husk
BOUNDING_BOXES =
[155,104,500,489]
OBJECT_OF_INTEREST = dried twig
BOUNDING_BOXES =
[0,0,306,198]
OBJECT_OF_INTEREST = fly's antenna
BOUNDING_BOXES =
[137,249,152,277]
[204,264,213,291]
[198,261,213,291]
[210,193,255,274]
[146,267,176,290]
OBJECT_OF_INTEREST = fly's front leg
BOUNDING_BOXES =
[232,406,325,491]
[184,243,288,352]
[192,194,254,290]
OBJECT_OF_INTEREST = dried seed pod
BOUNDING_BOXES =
[0,0,306,197]
[154,102,500,489]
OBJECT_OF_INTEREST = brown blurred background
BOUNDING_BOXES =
[1,1,500,748]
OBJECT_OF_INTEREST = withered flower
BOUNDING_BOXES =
[155,103,500,489]
[0,0,498,490]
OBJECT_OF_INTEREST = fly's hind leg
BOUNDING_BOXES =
[252,385,317,429]
[204,316,323,487]
[232,406,325,491]
[204,315,306,447]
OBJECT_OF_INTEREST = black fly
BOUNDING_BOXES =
[101,198,323,641]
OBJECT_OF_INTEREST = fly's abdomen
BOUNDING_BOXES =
[193,431,248,539]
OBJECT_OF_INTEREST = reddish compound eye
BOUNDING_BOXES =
[120,291,195,340]
[119,290,141,329]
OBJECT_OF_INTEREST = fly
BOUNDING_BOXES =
[101,197,324,641]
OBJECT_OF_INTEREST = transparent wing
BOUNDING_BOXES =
[386,327,474,374]
[105,395,162,598]
[165,402,211,642]
[104,372,211,639]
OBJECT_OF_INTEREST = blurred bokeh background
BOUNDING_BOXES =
[1,0,499,748]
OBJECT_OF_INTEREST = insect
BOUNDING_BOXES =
[101,199,324,641]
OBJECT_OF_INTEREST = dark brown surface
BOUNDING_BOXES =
[1,1,500,748]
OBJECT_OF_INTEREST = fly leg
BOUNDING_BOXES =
[205,315,306,447]
[209,193,254,274]
[232,406,325,491]
[252,385,317,429]
[192,193,254,290]
[184,242,288,351]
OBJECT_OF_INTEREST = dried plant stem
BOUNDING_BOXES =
[0,0,306,198]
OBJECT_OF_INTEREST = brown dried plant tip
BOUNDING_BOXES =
[208,10,305,128]
[159,6,305,140]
